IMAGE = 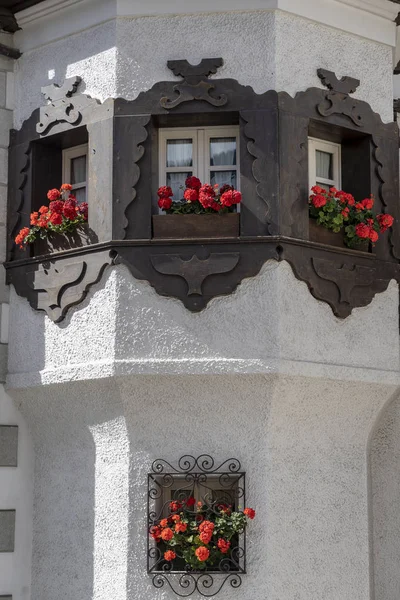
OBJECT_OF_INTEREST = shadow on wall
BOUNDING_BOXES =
[368,391,400,600]
[10,379,127,600]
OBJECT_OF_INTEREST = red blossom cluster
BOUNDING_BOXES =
[157,176,242,215]
[149,498,255,568]
[309,185,394,248]
[15,184,88,249]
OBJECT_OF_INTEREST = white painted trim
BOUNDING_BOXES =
[14,0,398,52]
[308,138,342,191]
[62,144,88,200]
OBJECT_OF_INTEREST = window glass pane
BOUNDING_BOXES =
[166,139,193,167]
[210,170,237,189]
[71,155,86,185]
[73,187,86,203]
[210,137,236,166]
[316,150,333,180]
[316,181,331,192]
[166,172,191,201]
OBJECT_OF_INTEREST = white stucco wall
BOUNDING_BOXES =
[370,396,400,600]
[5,2,400,599]
[13,9,395,129]
[8,372,398,600]
[7,262,400,387]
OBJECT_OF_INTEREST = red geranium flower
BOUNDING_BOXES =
[199,531,212,544]
[184,188,199,202]
[355,223,370,239]
[150,526,161,541]
[157,186,173,198]
[369,229,379,243]
[244,507,256,520]
[60,183,73,192]
[195,546,210,562]
[185,176,201,190]
[39,205,49,214]
[169,501,182,512]
[311,194,327,209]
[78,202,88,220]
[217,538,231,554]
[15,227,30,247]
[377,213,394,232]
[175,522,187,533]
[63,199,77,220]
[199,184,215,198]
[49,200,64,215]
[49,212,63,225]
[164,550,176,562]
[158,197,172,211]
[161,528,174,541]
[47,188,60,201]
[186,496,196,507]
[30,212,39,226]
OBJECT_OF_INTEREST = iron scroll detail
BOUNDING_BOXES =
[148,455,246,597]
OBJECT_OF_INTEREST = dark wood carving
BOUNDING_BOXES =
[6,65,400,320]
[151,253,240,296]
[312,258,375,304]
[160,58,227,109]
[113,114,151,239]
[9,250,113,323]
[0,7,20,33]
[317,69,364,126]
[36,76,100,135]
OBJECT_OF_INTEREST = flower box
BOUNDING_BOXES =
[32,226,91,257]
[152,213,240,240]
[309,218,369,251]
[309,218,346,248]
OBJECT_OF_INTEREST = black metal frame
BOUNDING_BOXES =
[147,455,246,597]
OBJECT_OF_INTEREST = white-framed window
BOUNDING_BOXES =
[62,144,88,203]
[159,126,240,201]
[308,137,341,191]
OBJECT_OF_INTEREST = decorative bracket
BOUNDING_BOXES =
[317,68,364,126]
[160,58,227,109]
[312,258,375,305]
[151,253,240,296]
[26,251,112,322]
[36,76,100,135]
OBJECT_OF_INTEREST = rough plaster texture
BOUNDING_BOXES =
[7,373,398,600]
[7,261,400,388]
[0,426,18,467]
[13,10,394,128]
[370,396,400,600]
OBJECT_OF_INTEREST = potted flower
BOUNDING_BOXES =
[152,176,241,239]
[15,183,89,255]
[309,186,394,250]
[149,496,255,572]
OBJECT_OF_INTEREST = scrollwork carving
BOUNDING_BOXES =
[160,58,227,109]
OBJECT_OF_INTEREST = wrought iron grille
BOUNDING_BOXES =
[147,455,246,597]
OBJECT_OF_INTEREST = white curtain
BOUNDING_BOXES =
[210,137,236,166]
[167,172,191,201]
[316,150,332,180]
[210,170,237,188]
[71,156,86,184]
[167,140,193,167]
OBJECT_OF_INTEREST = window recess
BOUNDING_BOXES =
[159,126,240,202]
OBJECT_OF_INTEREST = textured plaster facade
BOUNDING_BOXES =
[3,1,400,599]
[13,9,395,129]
